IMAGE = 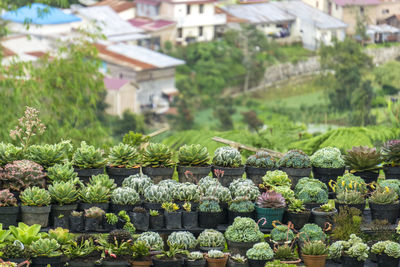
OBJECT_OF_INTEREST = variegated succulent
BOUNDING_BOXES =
[212,146,242,167]
[144,184,173,204]
[111,187,140,205]
[229,178,255,193]
[178,144,210,166]
[204,185,232,203]
[344,146,381,172]
[198,229,225,247]
[0,189,17,207]
[278,150,311,169]
[122,174,153,195]
[198,176,221,194]
[173,182,201,202]
[246,151,276,168]
[232,184,260,201]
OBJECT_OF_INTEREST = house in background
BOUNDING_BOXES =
[92,0,136,20]
[104,77,139,116]
[367,24,400,42]
[384,14,400,28]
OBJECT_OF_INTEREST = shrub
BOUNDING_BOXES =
[197,229,225,247]
[246,151,275,169]
[142,143,174,168]
[178,144,209,166]
[212,146,242,167]
[72,141,106,169]
[278,150,311,169]
[0,160,46,192]
[246,242,274,260]
[310,147,345,168]
[344,146,381,172]
[225,217,264,243]
[167,231,197,250]
[108,143,140,168]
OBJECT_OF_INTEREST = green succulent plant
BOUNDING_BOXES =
[72,141,106,169]
[310,147,345,168]
[344,146,381,172]
[27,140,72,168]
[137,232,164,251]
[278,150,311,169]
[167,231,197,250]
[178,144,210,166]
[207,250,225,259]
[0,142,22,166]
[84,207,105,218]
[330,173,367,194]
[336,190,364,204]
[105,213,118,225]
[204,185,232,203]
[246,242,274,260]
[198,176,221,194]
[296,186,328,204]
[198,197,221,212]
[246,151,276,168]
[270,225,295,242]
[378,179,400,196]
[64,239,96,259]
[79,184,111,203]
[229,178,255,192]
[89,174,116,190]
[111,187,140,205]
[173,182,200,202]
[381,140,400,166]
[287,199,306,213]
[232,184,260,201]
[48,180,78,205]
[229,196,255,212]
[298,224,326,243]
[46,163,78,183]
[0,160,46,192]
[212,146,242,167]
[273,244,296,261]
[369,186,398,204]
[270,186,295,202]
[108,143,140,168]
[122,174,153,195]
[197,229,225,247]
[30,238,62,257]
[295,177,328,195]
[20,186,51,207]
[328,234,369,262]
[371,241,400,258]
[225,217,264,243]
[142,143,174,168]
[188,251,204,261]
[144,184,173,204]
[301,241,328,255]
[132,240,150,260]
[261,170,291,189]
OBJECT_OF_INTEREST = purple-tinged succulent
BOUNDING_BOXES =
[0,189,17,207]
[381,140,400,166]
[344,146,381,172]
[256,191,286,209]
[0,160,45,192]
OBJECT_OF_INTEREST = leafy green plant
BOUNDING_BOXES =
[246,151,276,168]
[301,241,328,255]
[72,141,106,169]
[167,231,197,250]
[278,150,311,169]
[27,140,72,169]
[270,225,295,242]
[137,231,164,251]
[0,189,17,207]
[79,184,111,203]
[84,207,105,218]
[105,213,118,225]
[123,131,149,147]
[9,223,42,245]
[89,174,116,190]
[344,146,381,172]
[270,186,295,202]
[48,227,73,246]
[132,240,150,260]
[328,234,369,262]
[261,170,291,189]
[225,217,264,243]
[108,143,140,168]
[199,197,221,212]
[256,191,286,208]
[144,185,172,204]
[207,250,225,259]
[336,190,364,204]
[178,144,210,166]
[371,241,400,258]
[30,238,62,257]
[20,187,51,207]
[46,163,78,183]
[98,235,132,259]
[212,146,242,167]
[229,196,255,212]
[0,160,46,192]
[142,143,174,168]
[155,245,189,259]
[122,174,153,195]
[318,203,336,212]
[111,187,140,205]
[48,180,78,205]
[369,186,398,204]
[287,199,306,213]
[310,147,345,168]
[187,251,204,261]
[173,183,201,202]
[298,224,326,243]
[246,242,274,260]
[197,229,225,248]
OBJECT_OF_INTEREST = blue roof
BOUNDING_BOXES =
[1,3,81,25]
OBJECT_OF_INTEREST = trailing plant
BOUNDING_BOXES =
[84,207,105,218]
[89,174,116,190]
[232,184,260,201]
[162,202,179,213]
[30,238,62,257]
[197,229,225,248]
[48,180,78,205]
[0,189,17,207]
[137,232,164,251]
[277,150,311,169]
[246,242,274,260]
[287,199,306,213]
[173,182,201,202]
[111,187,140,205]
[371,241,400,258]
[328,234,369,262]
[256,191,286,209]
[0,142,22,166]
[198,197,221,212]
[178,144,210,166]
[369,186,398,204]
[270,225,295,242]
[0,160,46,192]
[298,224,326,243]
[142,143,174,168]
[79,184,111,203]
[229,196,255,212]
[20,186,51,207]
[212,146,242,167]
[72,141,106,169]
[46,163,78,183]
[246,151,276,169]
[122,174,153,195]
[310,147,345,168]
[301,241,328,255]
[261,170,291,189]
[198,176,221,194]
[207,250,225,259]
[187,251,204,261]
[27,140,72,169]
[381,140,400,166]
[167,231,197,250]
[330,173,367,194]
[144,185,172,204]
[336,190,364,204]
[225,217,264,243]
[344,146,381,172]
[108,143,140,168]
[296,186,328,204]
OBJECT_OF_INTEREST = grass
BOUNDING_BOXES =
[277,43,316,64]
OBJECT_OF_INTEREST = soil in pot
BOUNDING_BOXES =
[245,166,272,186]
[206,255,228,267]
[311,207,337,229]
[369,202,400,224]
[280,167,311,188]
[198,211,221,228]
[255,206,284,229]
[0,206,19,228]
[283,210,310,230]
[302,254,327,267]
[211,166,245,187]
[85,217,102,232]
[177,166,211,183]
[21,205,51,227]
[182,211,198,229]
[130,211,149,231]
[185,259,206,267]
[227,240,258,256]
[51,204,77,228]
[150,215,164,229]
[353,171,379,184]
[376,253,400,267]
[74,168,104,184]
[69,214,84,232]
[80,203,109,212]
[312,167,345,186]
[228,210,254,224]
[142,167,175,184]
[31,256,62,267]
[106,166,140,187]
[152,257,184,267]
[164,211,182,229]
[341,256,364,267]
[383,165,400,179]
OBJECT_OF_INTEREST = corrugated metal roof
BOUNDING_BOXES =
[333,0,380,6]
[222,3,295,24]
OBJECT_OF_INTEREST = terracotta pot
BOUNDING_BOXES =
[302,254,327,267]
[131,260,152,267]
[206,255,228,267]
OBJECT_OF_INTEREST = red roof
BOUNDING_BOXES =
[332,0,380,6]
[104,77,130,90]
[128,18,175,31]
[1,45,16,57]
[25,51,48,58]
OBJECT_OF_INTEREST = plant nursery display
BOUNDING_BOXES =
[212,146,244,186]
[277,150,311,187]
[381,140,400,178]
[368,185,400,224]
[20,186,51,227]
[301,240,328,267]
[310,147,345,185]
[177,144,211,183]
[245,151,276,185]
[255,191,286,229]
[142,143,174,183]
[329,234,370,267]
[106,143,140,186]
[344,146,381,183]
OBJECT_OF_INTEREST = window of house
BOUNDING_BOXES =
[199,4,204,13]
[187,5,191,15]
[199,26,203,36]
[178,28,183,38]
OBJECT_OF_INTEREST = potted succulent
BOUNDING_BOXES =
[197,229,226,252]
[177,144,211,183]
[64,236,99,267]
[228,197,255,223]
[48,180,79,228]
[46,163,78,183]
[277,150,311,187]
[198,176,221,194]
[131,240,152,267]
[182,202,198,229]
[204,185,232,224]
[301,241,328,267]
[295,179,328,210]
[298,224,326,246]
[344,146,381,184]
[79,183,111,212]
[229,179,256,192]
[198,196,222,228]
[162,202,182,229]
[137,232,164,252]
[245,151,276,186]
[227,254,247,267]
[225,217,264,256]
[246,242,274,267]
[142,143,175,183]
[167,231,197,251]
[149,209,164,229]
[69,211,84,233]
[0,189,19,228]
[231,184,260,202]
[259,171,292,190]
[269,224,295,246]
[30,238,63,267]
[152,245,188,267]
[186,251,206,267]
[130,207,150,231]
[310,147,345,186]
[107,143,141,186]
[72,141,106,184]
[311,203,337,229]
[122,174,154,199]
[283,199,310,230]
[328,234,370,267]
[110,187,140,214]
[20,186,51,227]
[0,242,33,265]
[369,185,399,224]
[143,184,172,211]
[103,213,119,231]
[212,147,244,187]
[273,244,301,265]
[371,240,400,267]
[84,207,105,232]
[335,190,365,212]
[206,250,228,267]
[98,231,132,267]
[255,191,286,229]
[381,140,400,179]
[379,179,400,196]
[173,182,201,210]
[0,142,22,166]
[27,140,72,170]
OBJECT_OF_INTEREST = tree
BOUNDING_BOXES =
[349,80,376,126]
[111,111,146,140]
[242,111,263,132]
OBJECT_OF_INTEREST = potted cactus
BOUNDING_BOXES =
[198,229,226,252]
[72,141,106,184]
[0,189,19,228]
[369,185,399,224]
[301,241,328,267]
[26,140,72,170]
[142,143,175,183]
[311,202,337,229]
[246,242,274,267]
[255,191,286,229]
[225,217,264,256]
[30,238,63,267]
[277,150,311,187]
[84,207,105,232]
[206,250,228,267]
[78,183,111,212]
[381,140,400,179]
[110,187,140,214]
[137,231,164,251]
[198,196,222,228]
[131,240,152,267]
[149,209,164,229]
[130,207,150,231]
[64,236,98,267]
[48,180,79,228]
[106,143,141,186]
[245,151,276,186]
[283,199,310,230]
[46,163,78,183]
[212,146,244,187]
[167,231,197,251]
[335,190,365,212]
[162,202,182,229]
[371,240,400,267]
[310,147,345,186]
[182,202,198,229]
[344,146,381,184]
[227,254,247,267]
[186,251,206,267]
[328,234,369,267]
[177,144,211,183]
[228,196,255,223]
[143,184,173,210]
[20,187,51,227]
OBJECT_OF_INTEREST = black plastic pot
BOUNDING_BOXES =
[211,166,245,187]
[186,259,206,267]
[102,261,129,267]
[376,253,400,267]
[106,166,140,186]
[227,240,259,257]
[152,257,184,267]
[335,202,366,213]
[280,167,312,188]
[220,202,229,224]
[198,211,221,228]
[85,217,102,232]
[143,202,163,211]
[130,211,149,231]
[54,216,69,228]
[312,167,345,186]
[245,166,272,186]
[31,256,62,267]
[109,203,135,214]
[150,214,164,229]
[80,202,109,212]
[74,167,104,184]
[0,206,19,228]
[383,166,400,179]
[353,171,379,184]
[164,211,182,229]
[177,166,211,183]
[369,202,400,224]
[227,259,247,267]
[304,202,322,211]
[21,205,51,227]
[228,210,254,224]
[283,210,311,230]
[142,167,175,184]
[51,204,77,228]
[68,261,95,267]
[311,207,337,229]
[341,256,364,267]
[182,211,198,229]
[69,215,84,232]
[248,259,268,267]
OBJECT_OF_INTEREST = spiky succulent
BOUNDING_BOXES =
[46,163,78,183]
[20,186,51,207]
[122,174,153,195]
[246,242,274,260]
[278,150,311,169]
[197,229,225,247]
[298,224,326,243]
[302,241,328,256]
[173,182,201,202]
[0,142,22,166]
[207,250,225,259]
[287,199,306,213]
[381,140,400,166]
[79,184,111,203]
[167,231,197,250]
[273,244,296,260]
[344,146,381,172]
[270,225,295,242]
[137,232,164,251]
[142,143,174,168]
[229,196,255,212]
[212,146,242,167]
[369,186,398,204]
[144,184,173,204]
[246,151,276,168]
[336,190,364,204]
[261,170,291,188]
[72,141,106,169]
[371,241,400,258]
[27,140,72,169]
[0,160,46,191]
[111,187,140,205]
[232,184,260,201]
[0,189,17,207]
[178,144,210,166]
[310,147,345,168]
[256,191,286,209]
[198,176,221,194]
[108,143,140,168]
[225,217,264,243]
[48,180,78,205]
[89,174,116,190]
[84,207,105,218]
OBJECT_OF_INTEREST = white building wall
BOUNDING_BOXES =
[118,8,136,20]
